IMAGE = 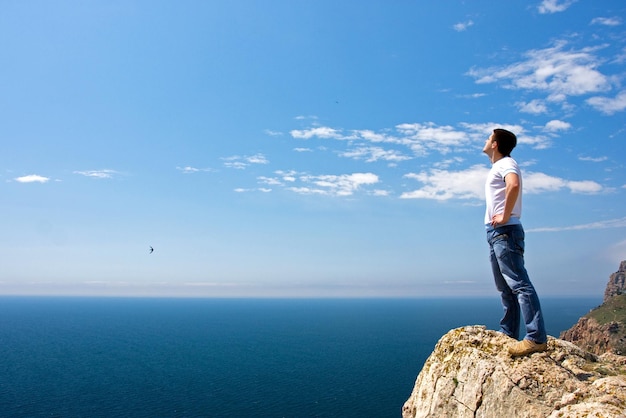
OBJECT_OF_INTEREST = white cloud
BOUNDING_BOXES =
[396,123,468,145]
[615,48,626,65]
[234,187,271,193]
[453,20,474,32]
[458,93,486,99]
[371,189,390,197]
[293,121,554,156]
[74,169,120,179]
[527,216,626,232]
[286,187,326,195]
[578,155,607,163]
[538,0,577,14]
[340,146,411,163]
[276,170,298,182]
[401,165,489,200]
[517,134,551,149]
[283,121,605,200]
[290,127,345,140]
[467,41,611,104]
[525,171,603,194]
[460,122,525,139]
[291,122,479,156]
[178,166,199,173]
[586,90,626,115]
[257,171,380,197]
[460,122,553,150]
[294,115,318,121]
[176,166,213,174]
[224,161,248,170]
[355,129,390,143]
[247,154,269,164]
[257,176,283,186]
[396,123,471,154]
[433,157,465,169]
[293,173,379,196]
[567,180,604,194]
[223,153,269,169]
[524,172,565,193]
[15,174,50,183]
[518,99,548,114]
[543,120,571,132]
[590,17,622,26]
[520,159,538,168]
[400,166,603,201]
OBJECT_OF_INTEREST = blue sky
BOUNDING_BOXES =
[2,0,625,298]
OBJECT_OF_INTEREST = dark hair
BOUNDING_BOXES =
[492,128,517,157]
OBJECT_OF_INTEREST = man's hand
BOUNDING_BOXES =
[491,213,509,227]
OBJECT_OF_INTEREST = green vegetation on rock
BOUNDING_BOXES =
[587,294,626,325]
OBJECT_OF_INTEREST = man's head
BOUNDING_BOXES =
[491,128,517,157]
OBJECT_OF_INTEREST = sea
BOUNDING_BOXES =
[0,296,600,418]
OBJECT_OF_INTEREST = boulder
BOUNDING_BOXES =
[402,326,626,418]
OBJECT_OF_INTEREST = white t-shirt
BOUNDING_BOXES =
[484,157,522,227]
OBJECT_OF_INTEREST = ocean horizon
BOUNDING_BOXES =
[0,296,600,417]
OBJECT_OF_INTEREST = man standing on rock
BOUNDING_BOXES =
[483,128,548,357]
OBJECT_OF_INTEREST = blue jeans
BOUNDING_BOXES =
[487,224,547,343]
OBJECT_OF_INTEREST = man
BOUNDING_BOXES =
[483,128,547,357]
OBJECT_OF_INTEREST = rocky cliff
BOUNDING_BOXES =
[561,260,626,356]
[604,260,626,301]
[402,326,626,418]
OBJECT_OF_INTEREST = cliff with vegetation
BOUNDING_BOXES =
[561,260,626,356]
[402,261,626,418]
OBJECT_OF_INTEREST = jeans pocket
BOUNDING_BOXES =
[492,235,510,260]
[489,233,508,246]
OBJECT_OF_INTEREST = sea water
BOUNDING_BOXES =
[0,297,599,417]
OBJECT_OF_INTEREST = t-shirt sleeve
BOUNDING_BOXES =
[499,159,519,179]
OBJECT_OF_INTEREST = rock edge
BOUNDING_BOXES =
[402,325,626,418]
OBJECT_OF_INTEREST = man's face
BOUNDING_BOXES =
[483,132,496,157]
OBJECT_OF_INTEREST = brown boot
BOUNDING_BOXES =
[508,339,547,357]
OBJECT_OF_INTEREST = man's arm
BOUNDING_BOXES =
[491,172,520,227]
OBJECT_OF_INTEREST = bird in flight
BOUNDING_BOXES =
[149,246,154,254]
